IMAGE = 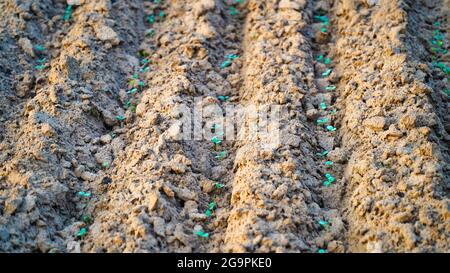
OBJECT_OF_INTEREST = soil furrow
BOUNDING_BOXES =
[1,0,146,252]
[331,0,449,252]
[221,0,344,253]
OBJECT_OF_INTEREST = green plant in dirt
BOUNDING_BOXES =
[316,150,328,157]
[78,191,91,198]
[64,5,73,21]
[322,68,332,77]
[323,173,335,186]
[196,230,209,238]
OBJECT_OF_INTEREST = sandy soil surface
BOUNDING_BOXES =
[0,0,448,253]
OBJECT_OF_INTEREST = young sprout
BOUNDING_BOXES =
[318,220,328,227]
[230,6,239,16]
[324,58,331,65]
[321,27,327,33]
[64,5,73,21]
[77,227,87,238]
[215,183,224,189]
[127,88,137,94]
[316,54,324,62]
[215,151,227,159]
[218,95,230,101]
[196,230,209,238]
[158,11,165,19]
[211,136,222,145]
[316,118,328,125]
[82,216,91,224]
[35,64,46,70]
[205,209,212,217]
[325,85,336,91]
[102,161,110,168]
[116,115,126,121]
[226,54,239,60]
[148,14,155,24]
[316,150,328,157]
[78,191,91,198]
[318,249,327,253]
[220,60,232,69]
[326,125,336,132]
[320,101,327,110]
[325,161,333,166]
[322,68,332,77]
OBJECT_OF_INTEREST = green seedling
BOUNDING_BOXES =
[319,101,327,110]
[321,27,327,33]
[211,136,222,145]
[318,249,327,253]
[127,88,137,94]
[316,150,328,157]
[226,54,239,60]
[220,60,232,69]
[314,15,329,23]
[35,64,46,70]
[77,227,87,238]
[158,11,165,19]
[325,85,336,91]
[319,220,328,227]
[215,151,227,159]
[325,173,335,185]
[215,183,224,189]
[116,115,126,121]
[64,5,73,21]
[102,161,110,168]
[317,54,324,62]
[78,191,91,198]
[330,109,337,115]
[196,230,209,238]
[205,209,212,217]
[218,95,229,101]
[82,216,91,224]
[325,161,333,166]
[124,100,131,109]
[322,68,332,77]
[138,81,145,87]
[230,6,239,15]
[148,14,155,24]
[316,118,328,124]
[326,125,336,132]
[324,58,331,65]
[209,202,215,210]
[140,66,150,73]
[37,58,46,63]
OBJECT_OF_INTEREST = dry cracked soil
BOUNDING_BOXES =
[0,0,449,253]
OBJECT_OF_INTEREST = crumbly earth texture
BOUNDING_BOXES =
[0,0,448,253]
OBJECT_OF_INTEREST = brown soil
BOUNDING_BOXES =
[0,0,448,253]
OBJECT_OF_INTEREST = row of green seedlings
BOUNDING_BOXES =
[430,21,449,98]
[73,0,165,242]
[34,4,74,72]
[195,1,243,239]
[313,13,337,254]
[195,97,232,239]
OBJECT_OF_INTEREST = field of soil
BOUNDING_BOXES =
[0,0,448,253]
